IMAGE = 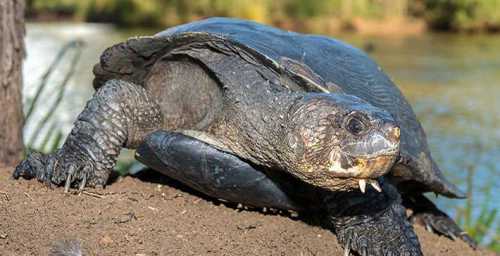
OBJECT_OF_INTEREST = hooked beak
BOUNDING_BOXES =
[355,125,399,193]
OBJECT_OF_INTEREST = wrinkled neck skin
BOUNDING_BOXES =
[210,90,363,192]
[209,91,302,168]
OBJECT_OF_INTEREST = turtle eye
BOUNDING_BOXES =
[344,114,368,136]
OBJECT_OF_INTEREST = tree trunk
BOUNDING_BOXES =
[0,0,25,167]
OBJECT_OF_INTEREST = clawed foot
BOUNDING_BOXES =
[403,194,477,249]
[336,202,423,256]
[13,150,105,192]
[411,211,477,249]
[326,180,423,256]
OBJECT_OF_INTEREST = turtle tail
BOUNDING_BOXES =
[427,159,466,199]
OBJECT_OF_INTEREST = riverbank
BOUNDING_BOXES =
[0,167,494,255]
[26,0,500,34]
[27,13,427,37]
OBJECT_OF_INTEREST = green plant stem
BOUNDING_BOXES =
[27,40,84,149]
[25,40,82,122]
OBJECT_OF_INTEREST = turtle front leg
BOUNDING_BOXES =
[136,130,300,210]
[13,79,163,190]
[325,179,423,256]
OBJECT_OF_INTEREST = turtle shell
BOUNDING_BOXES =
[93,17,464,198]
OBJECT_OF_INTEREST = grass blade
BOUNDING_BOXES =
[27,40,84,148]
[24,40,82,122]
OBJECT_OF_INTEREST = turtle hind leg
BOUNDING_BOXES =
[135,130,300,211]
[403,193,477,248]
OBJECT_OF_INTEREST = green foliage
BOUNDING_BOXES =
[452,143,499,251]
[86,0,166,27]
[27,0,500,31]
[26,0,413,28]
[489,223,500,251]
[31,0,500,31]
[456,188,498,246]
[424,0,500,31]
[115,158,136,175]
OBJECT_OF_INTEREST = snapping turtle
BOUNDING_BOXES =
[14,18,474,255]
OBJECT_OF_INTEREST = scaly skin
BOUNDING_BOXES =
[325,179,422,256]
[14,80,162,188]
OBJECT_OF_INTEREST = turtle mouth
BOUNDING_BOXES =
[300,174,385,193]
[295,156,393,193]
[323,152,397,193]
[327,153,397,178]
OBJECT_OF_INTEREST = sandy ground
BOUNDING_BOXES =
[0,167,494,256]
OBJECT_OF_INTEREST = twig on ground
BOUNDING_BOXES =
[80,190,105,199]
[23,192,33,200]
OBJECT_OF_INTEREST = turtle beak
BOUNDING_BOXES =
[341,127,399,158]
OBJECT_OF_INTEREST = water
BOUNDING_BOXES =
[23,23,124,141]
[24,23,499,239]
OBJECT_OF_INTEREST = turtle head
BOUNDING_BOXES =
[282,93,400,192]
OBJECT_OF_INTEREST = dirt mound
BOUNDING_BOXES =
[0,167,493,256]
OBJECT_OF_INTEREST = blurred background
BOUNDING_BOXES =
[22,0,499,250]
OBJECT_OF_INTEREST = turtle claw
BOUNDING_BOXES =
[64,174,72,193]
[411,212,477,249]
[328,181,423,256]
[403,194,477,249]
[79,173,87,191]
[343,246,350,256]
[13,151,103,191]
[13,152,56,183]
[64,165,77,193]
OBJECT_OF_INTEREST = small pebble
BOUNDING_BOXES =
[99,235,113,246]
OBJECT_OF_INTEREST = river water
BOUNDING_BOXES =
[23,23,499,239]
